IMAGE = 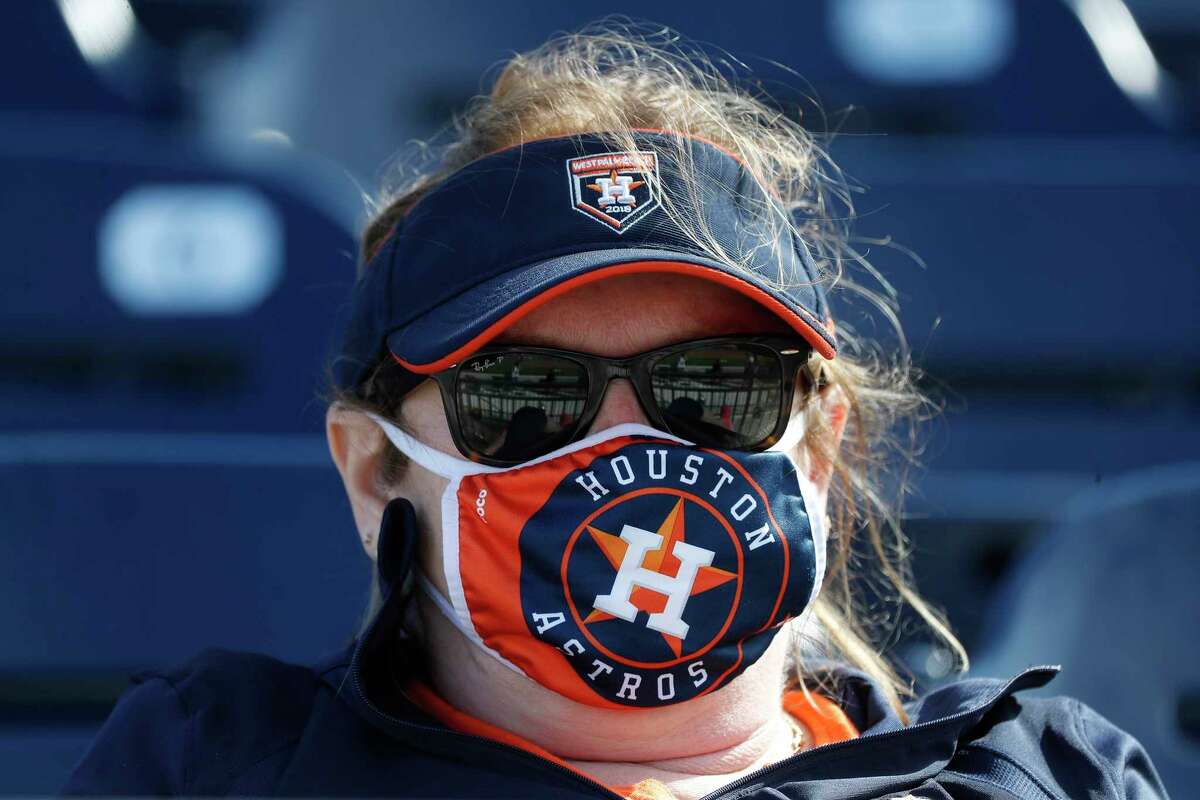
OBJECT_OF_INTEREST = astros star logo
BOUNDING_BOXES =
[584,498,738,657]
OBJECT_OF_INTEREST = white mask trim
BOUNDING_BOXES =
[438,472,473,651]
[766,410,807,454]
[413,568,525,676]
[795,461,826,612]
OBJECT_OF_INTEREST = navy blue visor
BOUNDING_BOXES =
[332,130,836,391]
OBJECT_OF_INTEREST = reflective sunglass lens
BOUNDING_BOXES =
[650,344,782,447]
[456,352,588,461]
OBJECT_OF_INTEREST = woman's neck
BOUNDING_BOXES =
[566,711,802,800]
[413,596,801,795]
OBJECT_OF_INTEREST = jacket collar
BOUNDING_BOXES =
[318,626,1060,800]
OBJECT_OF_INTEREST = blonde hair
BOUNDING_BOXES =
[331,18,966,719]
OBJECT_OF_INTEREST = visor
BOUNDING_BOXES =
[333,130,836,390]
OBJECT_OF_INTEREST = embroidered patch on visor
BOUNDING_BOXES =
[566,151,660,234]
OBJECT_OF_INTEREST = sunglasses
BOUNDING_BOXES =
[427,335,817,466]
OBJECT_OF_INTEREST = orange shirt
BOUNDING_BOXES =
[401,680,859,800]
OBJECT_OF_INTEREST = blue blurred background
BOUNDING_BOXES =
[2,0,1197,795]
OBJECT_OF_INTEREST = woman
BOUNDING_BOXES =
[64,24,1167,800]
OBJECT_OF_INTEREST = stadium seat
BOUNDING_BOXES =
[0,457,368,794]
[971,462,1200,800]
[0,727,101,797]
[0,3,132,117]
[0,459,366,672]
[831,134,1200,495]
[2,122,358,434]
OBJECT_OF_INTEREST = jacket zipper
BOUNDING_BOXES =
[695,665,1060,800]
[695,706,985,800]
[350,657,1058,800]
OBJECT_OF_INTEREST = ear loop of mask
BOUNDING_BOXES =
[794,459,827,611]
[766,404,819,606]
[367,412,525,673]
[366,411,693,476]
[782,412,827,653]
[409,566,530,677]
[366,412,490,658]
[766,409,807,454]
[365,411,505,481]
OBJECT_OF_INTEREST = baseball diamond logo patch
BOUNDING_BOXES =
[566,151,660,234]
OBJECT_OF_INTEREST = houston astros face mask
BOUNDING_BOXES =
[370,413,826,709]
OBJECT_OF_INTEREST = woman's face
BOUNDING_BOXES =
[391,272,809,594]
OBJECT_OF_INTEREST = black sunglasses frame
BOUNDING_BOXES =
[429,335,818,466]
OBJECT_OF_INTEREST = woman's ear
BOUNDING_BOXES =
[809,382,849,498]
[326,404,390,560]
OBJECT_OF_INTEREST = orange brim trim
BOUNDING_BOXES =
[393,260,836,374]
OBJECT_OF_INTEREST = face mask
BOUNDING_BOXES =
[370,413,826,709]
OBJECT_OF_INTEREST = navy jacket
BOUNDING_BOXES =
[62,502,1168,799]
[61,638,1169,798]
